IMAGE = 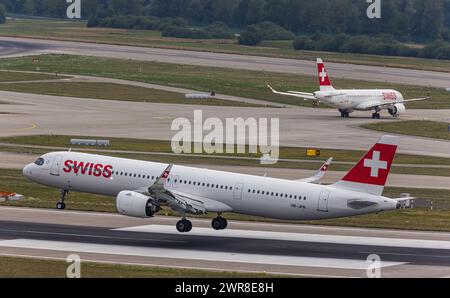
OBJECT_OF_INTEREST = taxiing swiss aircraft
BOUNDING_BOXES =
[268,58,429,119]
[23,136,410,233]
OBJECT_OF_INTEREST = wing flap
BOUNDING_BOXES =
[143,164,232,215]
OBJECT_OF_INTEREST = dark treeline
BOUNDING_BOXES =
[1,0,450,59]
[1,0,450,41]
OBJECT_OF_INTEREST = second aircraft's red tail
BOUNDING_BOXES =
[317,58,334,91]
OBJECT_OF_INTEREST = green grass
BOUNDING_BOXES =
[0,81,261,107]
[0,256,276,278]
[0,54,448,108]
[1,168,449,231]
[1,18,450,73]
[0,71,63,82]
[362,120,450,141]
[2,134,450,166]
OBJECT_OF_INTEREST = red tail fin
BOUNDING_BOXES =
[317,58,334,91]
[333,135,399,195]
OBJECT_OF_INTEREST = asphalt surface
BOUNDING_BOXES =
[1,90,449,158]
[1,36,450,88]
[0,207,449,277]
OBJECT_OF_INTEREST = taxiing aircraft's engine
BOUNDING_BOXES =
[388,103,406,117]
[116,191,159,218]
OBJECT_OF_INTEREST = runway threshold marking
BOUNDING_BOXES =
[115,224,450,250]
[0,239,405,270]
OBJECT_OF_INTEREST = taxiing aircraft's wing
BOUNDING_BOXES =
[357,98,430,110]
[402,97,430,103]
[295,157,333,183]
[267,85,317,100]
[141,164,232,215]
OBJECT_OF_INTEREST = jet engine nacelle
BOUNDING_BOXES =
[116,190,159,218]
[388,103,406,117]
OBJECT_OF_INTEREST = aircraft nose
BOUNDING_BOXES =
[23,164,33,179]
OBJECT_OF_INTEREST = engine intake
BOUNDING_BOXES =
[388,103,406,117]
[116,190,159,218]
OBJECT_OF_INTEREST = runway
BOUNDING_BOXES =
[0,206,449,277]
[0,90,449,158]
[1,36,450,89]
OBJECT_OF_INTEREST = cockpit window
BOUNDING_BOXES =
[34,158,45,166]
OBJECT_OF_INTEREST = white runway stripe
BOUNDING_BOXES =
[0,239,404,270]
[115,225,450,250]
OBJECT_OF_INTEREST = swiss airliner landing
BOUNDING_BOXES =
[269,58,429,119]
[23,136,409,233]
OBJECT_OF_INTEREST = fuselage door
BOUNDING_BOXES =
[317,190,330,212]
[233,183,244,200]
[50,155,63,176]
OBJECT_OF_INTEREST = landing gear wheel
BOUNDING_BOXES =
[340,110,350,118]
[56,190,68,210]
[176,219,192,233]
[220,217,228,230]
[372,112,381,119]
[56,202,66,210]
[212,217,228,230]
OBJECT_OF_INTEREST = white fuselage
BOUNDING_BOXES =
[315,89,404,111]
[23,151,398,220]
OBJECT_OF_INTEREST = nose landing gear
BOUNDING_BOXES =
[56,189,68,210]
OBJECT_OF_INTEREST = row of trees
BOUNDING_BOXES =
[87,15,235,39]
[1,0,450,42]
[293,34,450,59]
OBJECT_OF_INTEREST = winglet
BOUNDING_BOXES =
[295,157,333,183]
[160,164,173,180]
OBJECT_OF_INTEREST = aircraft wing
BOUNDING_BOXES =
[295,157,333,183]
[268,85,317,100]
[357,98,430,110]
[142,164,232,215]
[402,97,430,103]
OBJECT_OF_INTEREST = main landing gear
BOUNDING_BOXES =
[212,215,228,230]
[175,214,228,233]
[339,109,350,118]
[176,217,193,233]
[56,189,68,210]
[372,112,381,119]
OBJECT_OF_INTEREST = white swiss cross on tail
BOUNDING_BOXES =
[364,151,388,177]
[319,67,327,82]
[334,135,399,196]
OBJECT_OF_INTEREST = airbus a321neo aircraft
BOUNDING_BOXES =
[268,58,429,119]
[23,136,410,233]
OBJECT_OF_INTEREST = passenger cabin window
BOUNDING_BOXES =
[34,158,45,166]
